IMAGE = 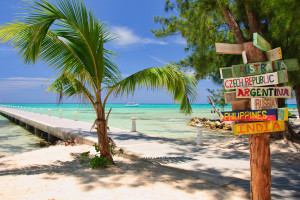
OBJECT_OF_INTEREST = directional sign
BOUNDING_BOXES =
[251,98,278,110]
[220,67,233,79]
[215,43,243,55]
[221,109,277,121]
[232,59,298,77]
[253,33,271,52]
[233,120,285,135]
[224,70,288,89]
[219,59,298,79]
[222,108,288,122]
[236,86,292,98]
[265,47,282,61]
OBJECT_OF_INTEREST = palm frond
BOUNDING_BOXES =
[107,65,197,114]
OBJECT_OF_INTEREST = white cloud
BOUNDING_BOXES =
[172,36,186,45]
[0,77,50,92]
[111,26,167,47]
[148,55,168,65]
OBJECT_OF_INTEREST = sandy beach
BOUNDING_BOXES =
[1,136,300,200]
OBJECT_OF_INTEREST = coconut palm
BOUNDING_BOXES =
[0,0,197,163]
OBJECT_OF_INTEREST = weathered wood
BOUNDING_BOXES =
[220,67,233,79]
[224,70,288,89]
[207,96,222,117]
[253,33,272,52]
[232,59,298,77]
[236,86,292,98]
[243,42,266,63]
[222,108,288,122]
[224,91,250,104]
[242,41,271,200]
[221,109,278,121]
[277,108,289,121]
[233,120,285,135]
[265,47,282,61]
[251,98,278,110]
[220,58,298,79]
[231,100,250,111]
[242,51,248,64]
[215,43,243,54]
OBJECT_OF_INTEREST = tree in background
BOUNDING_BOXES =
[0,0,197,164]
[152,0,300,114]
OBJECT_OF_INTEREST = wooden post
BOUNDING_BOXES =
[243,41,271,200]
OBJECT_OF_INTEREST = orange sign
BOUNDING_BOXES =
[233,120,285,135]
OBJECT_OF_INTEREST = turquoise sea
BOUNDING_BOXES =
[0,103,298,156]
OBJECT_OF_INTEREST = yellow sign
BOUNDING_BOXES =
[233,120,285,135]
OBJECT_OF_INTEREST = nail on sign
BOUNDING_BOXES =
[236,87,292,98]
[233,120,285,135]
[224,71,288,89]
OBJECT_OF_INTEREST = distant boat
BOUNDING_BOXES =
[124,102,139,107]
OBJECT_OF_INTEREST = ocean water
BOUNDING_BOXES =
[0,103,298,156]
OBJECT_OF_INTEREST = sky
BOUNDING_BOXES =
[0,0,296,104]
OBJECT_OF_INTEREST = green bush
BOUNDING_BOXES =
[79,142,124,169]
[90,155,112,169]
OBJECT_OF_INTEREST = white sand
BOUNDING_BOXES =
[0,144,249,200]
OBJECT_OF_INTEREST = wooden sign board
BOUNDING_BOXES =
[231,100,250,111]
[224,91,250,104]
[242,51,247,64]
[236,86,292,98]
[253,33,271,52]
[215,43,243,55]
[220,59,298,79]
[222,108,288,122]
[232,59,298,77]
[233,120,285,135]
[220,67,233,79]
[265,47,282,61]
[251,98,278,110]
[224,70,288,89]
[221,109,277,121]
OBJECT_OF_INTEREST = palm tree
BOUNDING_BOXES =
[0,0,197,163]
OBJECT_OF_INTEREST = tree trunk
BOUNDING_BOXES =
[219,5,246,44]
[243,42,271,200]
[293,83,300,117]
[96,118,114,164]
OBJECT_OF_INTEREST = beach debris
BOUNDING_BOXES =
[65,139,76,146]
[39,139,51,146]
[187,117,232,130]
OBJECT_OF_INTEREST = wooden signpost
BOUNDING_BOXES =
[233,120,285,135]
[221,108,288,122]
[220,58,299,79]
[224,70,288,89]
[215,34,299,199]
[253,33,271,51]
[215,43,243,54]
[251,98,278,110]
[236,86,292,98]
[265,47,282,61]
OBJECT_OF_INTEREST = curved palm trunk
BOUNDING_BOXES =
[96,118,114,164]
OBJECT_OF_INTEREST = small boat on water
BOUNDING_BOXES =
[124,102,139,107]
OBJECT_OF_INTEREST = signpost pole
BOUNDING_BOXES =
[243,41,271,200]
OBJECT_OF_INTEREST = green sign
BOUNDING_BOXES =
[253,33,271,52]
[220,59,298,79]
